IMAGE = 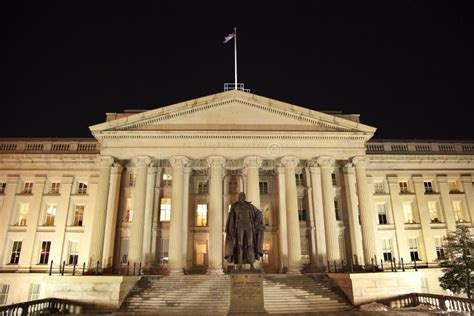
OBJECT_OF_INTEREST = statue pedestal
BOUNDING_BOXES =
[228,270,267,315]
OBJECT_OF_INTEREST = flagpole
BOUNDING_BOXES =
[234,27,237,90]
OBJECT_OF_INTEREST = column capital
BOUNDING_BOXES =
[280,156,299,168]
[275,165,285,175]
[183,166,192,175]
[308,166,321,175]
[351,156,368,168]
[342,162,355,174]
[133,156,152,168]
[98,155,115,167]
[169,156,190,169]
[111,163,123,175]
[147,166,158,175]
[6,175,19,184]
[243,156,263,168]
[412,175,424,183]
[386,175,399,184]
[60,175,74,184]
[437,175,448,183]
[207,156,226,169]
[315,156,334,168]
[34,175,47,184]
[461,175,472,183]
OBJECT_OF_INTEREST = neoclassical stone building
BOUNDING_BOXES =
[0,90,473,303]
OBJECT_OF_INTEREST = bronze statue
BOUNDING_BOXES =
[224,192,265,268]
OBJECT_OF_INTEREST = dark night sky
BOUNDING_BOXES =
[2,1,473,140]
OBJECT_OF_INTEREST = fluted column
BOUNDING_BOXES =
[142,165,157,268]
[461,175,474,223]
[276,166,289,271]
[129,156,151,266]
[182,166,191,270]
[304,167,318,268]
[317,156,340,263]
[103,163,122,268]
[151,167,162,265]
[243,156,263,209]
[309,165,327,268]
[281,156,302,274]
[168,156,190,274]
[437,175,456,232]
[207,156,226,274]
[89,156,114,266]
[413,176,437,262]
[352,156,377,266]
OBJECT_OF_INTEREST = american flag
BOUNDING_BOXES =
[223,32,235,44]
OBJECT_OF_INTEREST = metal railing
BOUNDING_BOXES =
[377,293,473,313]
[0,298,84,315]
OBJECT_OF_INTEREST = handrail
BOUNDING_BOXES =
[377,292,473,313]
[0,297,84,315]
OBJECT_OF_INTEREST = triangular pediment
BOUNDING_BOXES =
[90,90,376,134]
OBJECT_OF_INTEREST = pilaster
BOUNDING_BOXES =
[387,176,411,261]
[461,175,474,223]
[437,175,456,232]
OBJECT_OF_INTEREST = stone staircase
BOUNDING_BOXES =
[119,274,352,315]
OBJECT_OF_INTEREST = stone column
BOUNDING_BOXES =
[276,166,289,272]
[317,156,340,263]
[89,156,114,267]
[142,165,157,268]
[103,164,122,268]
[243,156,262,210]
[128,156,151,266]
[461,175,474,223]
[304,167,318,268]
[182,166,191,270]
[309,165,327,268]
[342,163,364,266]
[437,175,456,232]
[207,156,226,274]
[281,156,302,274]
[412,176,437,262]
[352,156,377,266]
[168,156,189,274]
[151,167,162,265]
[387,176,411,261]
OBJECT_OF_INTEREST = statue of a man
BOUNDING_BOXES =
[224,192,265,268]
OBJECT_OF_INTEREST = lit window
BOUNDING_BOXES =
[453,201,464,222]
[39,241,51,264]
[120,239,129,264]
[17,203,29,226]
[403,202,415,223]
[295,173,304,186]
[331,173,337,187]
[124,198,133,222]
[23,182,33,194]
[162,173,172,186]
[428,201,441,223]
[377,203,388,224]
[9,241,22,264]
[73,204,84,226]
[424,181,433,193]
[77,182,87,194]
[158,238,169,265]
[0,284,10,305]
[197,181,208,194]
[0,182,6,194]
[196,204,208,226]
[382,238,392,261]
[44,204,56,226]
[129,172,135,187]
[374,181,385,194]
[262,241,270,264]
[160,198,171,222]
[50,182,60,194]
[435,237,445,260]
[448,180,459,193]
[408,238,420,261]
[195,242,207,265]
[68,241,79,265]
[298,197,306,221]
[399,181,409,193]
[334,199,341,221]
[259,181,268,194]
[28,284,40,301]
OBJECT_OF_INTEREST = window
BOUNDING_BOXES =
[435,237,445,260]
[23,181,33,194]
[228,180,238,193]
[382,238,392,261]
[10,241,22,264]
[403,202,416,223]
[197,181,208,194]
[262,241,270,264]
[428,201,441,223]
[0,284,9,305]
[124,198,133,222]
[409,238,420,261]
[295,173,304,186]
[17,203,29,226]
[128,172,135,187]
[50,182,60,194]
[399,181,409,193]
[77,182,87,194]
[158,238,169,265]
[448,180,459,193]
[298,197,306,221]
[195,242,207,265]
[0,182,6,194]
[424,181,433,193]
[73,204,84,226]
[120,239,129,264]
[28,284,40,301]
[44,204,56,226]
[374,181,385,194]
[196,204,208,226]
[162,173,172,186]
[259,181,268,194]
[334,199,342,221]
[331,173,337,187]
[39,241,51,264]
[160,198,171,222]
[377,203,388,224]
[68,241,79,265]
[453,201,465,222]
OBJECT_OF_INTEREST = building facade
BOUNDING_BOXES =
[0,90,473,303]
